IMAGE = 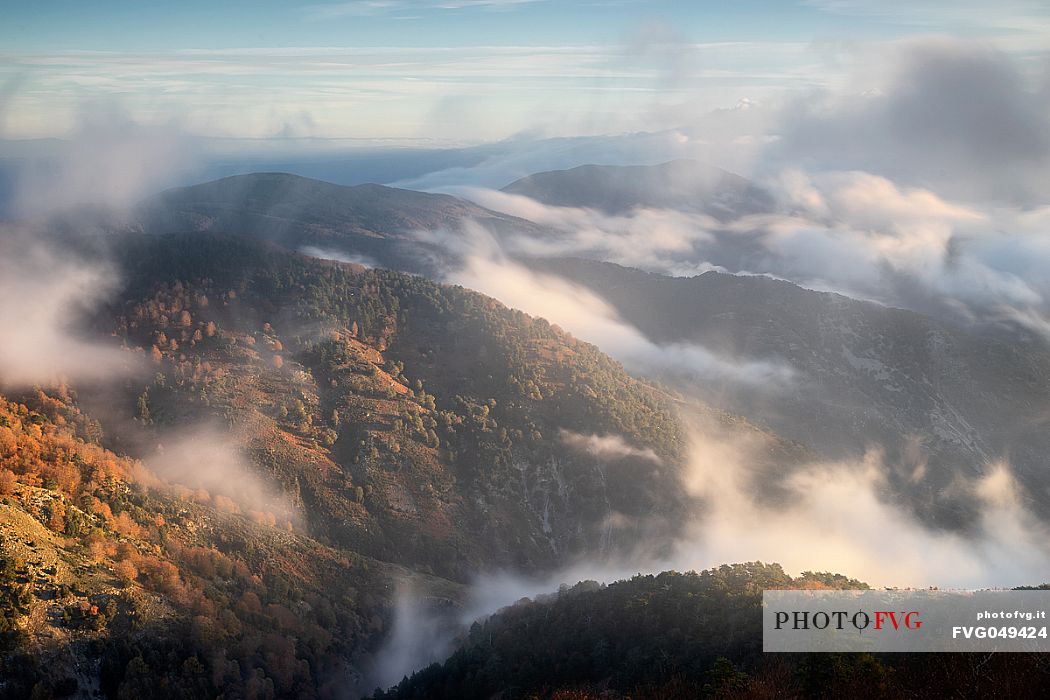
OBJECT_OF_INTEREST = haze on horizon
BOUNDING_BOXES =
[1,0,1048,145]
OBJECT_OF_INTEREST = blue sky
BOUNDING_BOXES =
[1,1,907,50]
[1,1,1048,141]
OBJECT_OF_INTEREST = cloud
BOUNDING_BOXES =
[436,224,793,386]
[0,229,140,387]
[459,424,1050,625]
[674,425,1050,589]
[449,185,721,269]
[0,36,814,142]
[374,421,1050,693]
[0,106,297,534]
[439,161,1050,341]
[730,170,1050,335]
[300,245,378,267]
[768,38,1050,203]
[392,43,1047,342]
[804,0,1050,50]
[10,103,203,218]
[365,581,459,693]
[391,115,778,192]
[0,73,28,137]
[385,40,1050,342]
[0,106,206,385]
[559,430,663,464]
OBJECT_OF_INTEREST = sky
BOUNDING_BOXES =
[2,1,1049,141]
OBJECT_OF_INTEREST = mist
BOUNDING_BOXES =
[365,583,460,693]
[485,421,1050,594]
[299,245,378,268]
[0,105,301,531]
[768,38,1050,205]
[0,102,205,384]
[675,423,1050,589]
[560,429,663,465]
[440,224,793,386]
[370,411,1050,692]
[0,227,141,387]
[144,424,299,525]
[428,161,1050,341]
[373,40,1050,342]
[8,105,204,220]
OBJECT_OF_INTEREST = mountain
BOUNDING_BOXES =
[374,563,1049,700]
[0,231,704,696]
[527,257,1050,528]
[133,172,551,274]
[500,160,776,219]
[0,388,456,699]
[91,233,691,578]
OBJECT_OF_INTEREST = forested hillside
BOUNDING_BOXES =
[0,390,451,698]
[375,563,1050,700]
[0,231,694,696]
[94,233,688,576]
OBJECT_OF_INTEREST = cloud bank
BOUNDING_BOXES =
[437,224,793,386]
[412,42,1050,340]
[676,425,1050,589]
[769,38,1050,204]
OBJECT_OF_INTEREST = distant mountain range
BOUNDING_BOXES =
[501,159,776,218]
[133,172,552,274]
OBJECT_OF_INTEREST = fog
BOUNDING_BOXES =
[559,429,663,465]
[9,105,204,219]
[144,424,299,525]
[441,224,794,386]
[439,168,1050,343]
[483,421,1050,593]
[0,227,140,387]
[675,424,1050,589]
[367,582,459,692]
[379,40,1050,341]
[0,105,298,526]
[370,416,1050,693]
[769,38,1050,204]
[299,245,378,268]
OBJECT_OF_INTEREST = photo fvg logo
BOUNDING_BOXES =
[763,590,1050,653]
[774,610,922,632]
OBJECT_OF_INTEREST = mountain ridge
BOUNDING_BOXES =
[501,159,776,218]
[133,172,552,273]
